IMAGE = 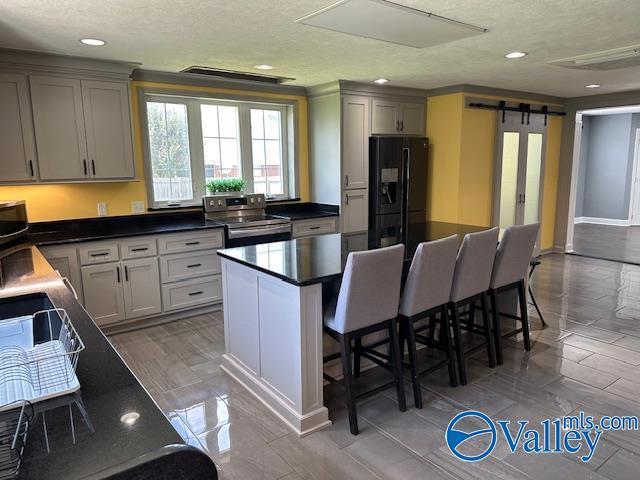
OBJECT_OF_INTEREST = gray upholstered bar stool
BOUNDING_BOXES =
[398,235,459,409]
[323,244,406,435]
[489,223,540,364]
[449,227,499,385]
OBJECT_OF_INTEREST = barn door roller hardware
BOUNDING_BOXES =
[469,100,565,124]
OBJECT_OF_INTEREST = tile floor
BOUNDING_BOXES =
[573,223,640,264]
[110,253,640,480]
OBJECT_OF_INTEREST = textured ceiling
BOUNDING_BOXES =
[1,0,640,97]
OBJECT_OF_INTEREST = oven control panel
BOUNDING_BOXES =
[203,193,266,212]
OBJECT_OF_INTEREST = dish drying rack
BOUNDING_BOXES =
[0,401,32,479]
[0,309,84,411]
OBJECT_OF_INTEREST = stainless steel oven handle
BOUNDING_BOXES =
[0,226,29,239]
[227,224,291,239]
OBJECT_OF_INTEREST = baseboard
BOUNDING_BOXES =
[574,216,630,226]
[540,246,565,255]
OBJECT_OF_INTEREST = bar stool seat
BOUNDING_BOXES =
[322,243,406,435]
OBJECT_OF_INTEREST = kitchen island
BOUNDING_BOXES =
[216,222,488,436]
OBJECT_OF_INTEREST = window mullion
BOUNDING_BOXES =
[188,100,206,201]
[239,105,254,193]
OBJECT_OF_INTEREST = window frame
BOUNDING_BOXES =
[139,88,298,209]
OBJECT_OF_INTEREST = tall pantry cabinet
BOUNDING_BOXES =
[308,81,427,233]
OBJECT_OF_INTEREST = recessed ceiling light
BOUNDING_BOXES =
[585,84,601,88]
[80,38,106,46]
[505,51,527,59]
[374,78,389,84]
[254,64,273,70]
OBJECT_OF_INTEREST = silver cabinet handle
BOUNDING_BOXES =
[345,175,349,187]
[345,193,349,205]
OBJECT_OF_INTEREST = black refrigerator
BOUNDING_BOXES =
[368,136,428,255]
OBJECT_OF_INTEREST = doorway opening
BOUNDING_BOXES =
[566,105,640,264]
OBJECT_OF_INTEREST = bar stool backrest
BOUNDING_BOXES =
[333,244,405,334]
[399,235,459,317]
[490,223,540,290]
[450,228,499,303]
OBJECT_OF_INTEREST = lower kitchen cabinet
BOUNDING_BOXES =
[342,189,368,233]
[82,262,125,326]
[162,275,222,312]
[292,217,339,238]
[122,257,162,320]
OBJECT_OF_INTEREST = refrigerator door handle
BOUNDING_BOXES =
[403,146,410,232]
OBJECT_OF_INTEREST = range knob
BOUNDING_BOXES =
[250,198,255,204]
[217,200,223,206]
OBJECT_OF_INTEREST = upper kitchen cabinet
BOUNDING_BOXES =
[371,99,425,135]
[30,75,88,180]
[0,73,38,182]
[0,49,138,184]
[82,80,134,179]
[342,95,370,190]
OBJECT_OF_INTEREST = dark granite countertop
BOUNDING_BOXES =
[0,243,217,479]
[217,221,487,286]
[265,202,339,221]
[28,211,222,246]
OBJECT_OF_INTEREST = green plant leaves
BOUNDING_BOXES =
[206,177,246,193]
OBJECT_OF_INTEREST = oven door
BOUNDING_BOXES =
[0,201,28,248]
[225,224,292,247]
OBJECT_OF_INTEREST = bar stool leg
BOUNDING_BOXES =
[489,290,504,365]
[353,338,362,378]
[440,305,458,387]
[481,292,496,368]
[450,304,467,386]
[339,333,359,435]
[405,319,422,408]
[518,280,532,351]
[389,319,407,412]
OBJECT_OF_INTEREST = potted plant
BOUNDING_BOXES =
[206,177,246,194]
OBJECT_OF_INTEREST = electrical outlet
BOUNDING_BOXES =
[131,201,145,214]
[97,202,108,217]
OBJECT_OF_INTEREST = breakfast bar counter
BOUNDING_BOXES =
[216,222,488,436]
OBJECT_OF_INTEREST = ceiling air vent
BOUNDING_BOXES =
[549,45,640,70]
[296,0,486,49]
[180,66,294,84]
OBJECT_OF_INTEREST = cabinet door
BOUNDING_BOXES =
[81,263,125,325]
[30,76,88,180]
[342,189,368,233]
[122,257,162,320]
[371,99,400,134]
[0,74,37,183]
[399,103,425,136]
[40,244,84,304]
[342,95,370,190]
[82,80,134,179]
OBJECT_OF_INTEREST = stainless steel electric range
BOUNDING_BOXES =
[203,193,291,247]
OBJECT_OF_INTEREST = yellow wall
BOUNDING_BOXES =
[426,92,563,250]
[0,81,309,222]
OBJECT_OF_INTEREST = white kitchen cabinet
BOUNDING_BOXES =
[82,80,134,179]
[342,189,368,233]
[122,257,162,320]
[292,217,339,238]
[342,96,370,190]
[82,262,126,326]
[161,275,223,312]
[29,75,88,181]
[160,250,221,283]
[371,98,425,135]
[39,244,84,304]
[0,74,38,183]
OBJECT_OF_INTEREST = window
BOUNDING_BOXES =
[144,94,294,207]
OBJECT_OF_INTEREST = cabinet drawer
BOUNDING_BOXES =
[162,275,222,312]
[292,217,338,238]
[120,236,157,259]
[158,230,223,255]
[78,241,119,265]
[160,250,221,283]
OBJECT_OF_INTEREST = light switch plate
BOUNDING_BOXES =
[97,202,108,217]
[131,201,145,214]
